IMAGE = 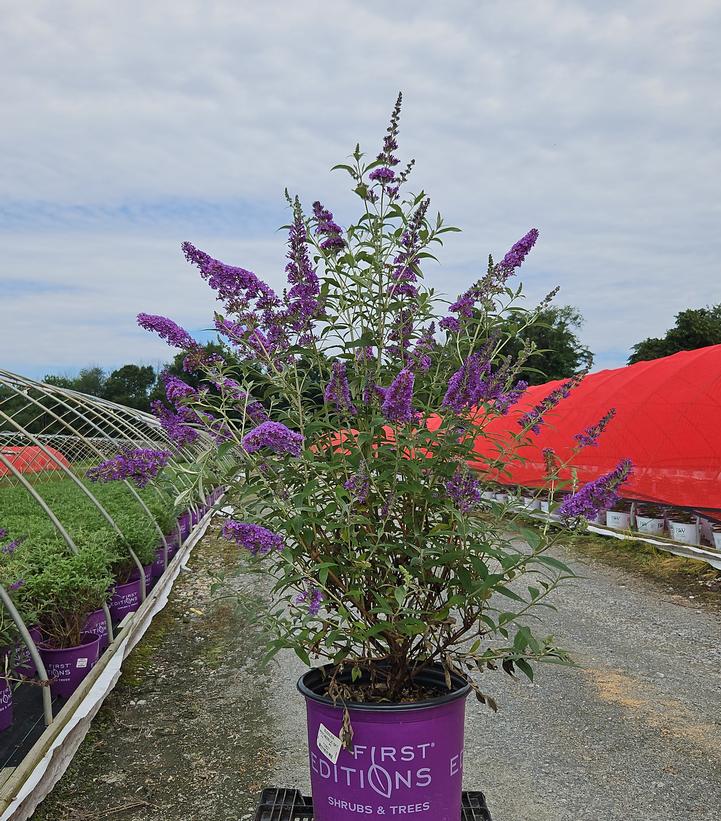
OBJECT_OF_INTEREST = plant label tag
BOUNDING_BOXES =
[76,658,88,669]
[316,723,342,764]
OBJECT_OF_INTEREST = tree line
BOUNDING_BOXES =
[40,303,721,411]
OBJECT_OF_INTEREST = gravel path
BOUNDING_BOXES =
[33,530,721,820]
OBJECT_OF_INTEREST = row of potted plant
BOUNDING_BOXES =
[0,486,223,733]
[483,484,720,550]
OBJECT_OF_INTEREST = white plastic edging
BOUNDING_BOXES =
[522,509,721,571]
[584,522,721,571]
[0,508,216,821]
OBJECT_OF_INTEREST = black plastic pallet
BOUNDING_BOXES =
[254,787,491,820]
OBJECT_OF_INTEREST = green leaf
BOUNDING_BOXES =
[515,658,534,682]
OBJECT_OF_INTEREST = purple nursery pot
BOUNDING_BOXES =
[83,609,110,652]
[152,546,167,581]
[298,665,471,821]
[128,564,154,591]
[40,634,100,698]
[14,626,44,678]
[0,676,12,732]
[109,578,142,621]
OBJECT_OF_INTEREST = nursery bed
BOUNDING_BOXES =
[0,503,218,821]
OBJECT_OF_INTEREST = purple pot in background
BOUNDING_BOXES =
[109,579,142,622]
[14,626,44,678]
[128,564,153,591]
[0,676,12,732]
[83,609,110,652]
[40,634,100,698]
[298,665,470,821]
[152,546,166,580]
[165,531,180,555]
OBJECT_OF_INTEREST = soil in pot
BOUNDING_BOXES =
[298,664,470,821]
[39,633,100,699]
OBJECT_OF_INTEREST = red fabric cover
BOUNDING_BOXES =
[0,446,70,477]
[468,345,721,513]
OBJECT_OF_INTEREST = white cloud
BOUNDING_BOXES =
[1,0,720,376]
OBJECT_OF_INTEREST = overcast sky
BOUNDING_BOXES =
[2,1,720,380]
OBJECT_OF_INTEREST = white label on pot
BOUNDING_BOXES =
[76,657,88,668]
[317,723,342,764]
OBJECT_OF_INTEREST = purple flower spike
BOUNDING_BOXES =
[369,167,396,184]
[137,313,196,350]
[294,584,324,616]
[324,360,357,416]
[559,459,633,521]
[312,201,345,252]
[493,380,528,415]
[496,229,539,280]
[519,375,583,434]
[87,448,171,488]
[152,401,199,447]
[446,467,481,513]
[9,579,25,592]
[285,199,321,333]
[439,316,461,334]
[381,368,415,424]
[376,92,402,168]
[390,198,430,300]
[182,242,280,313]
[344,464,370,504]
[442,353,490,413]
[221,521,284,555]
[409,325,436,373]
[1,533,26,555]
[575,408,616,448]
[164,373,196,406]
[241,421,304,457]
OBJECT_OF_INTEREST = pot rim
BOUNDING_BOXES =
[297,662,471,712]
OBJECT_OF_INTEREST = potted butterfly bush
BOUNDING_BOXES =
[3,538,114,699]
[132,96,631,820]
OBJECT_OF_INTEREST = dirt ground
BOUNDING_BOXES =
[32,528,721,821]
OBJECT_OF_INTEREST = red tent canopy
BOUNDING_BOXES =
[0,446,70,477]
[469,345,721,513]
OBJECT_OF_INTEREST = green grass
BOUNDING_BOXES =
[566,531,721,602]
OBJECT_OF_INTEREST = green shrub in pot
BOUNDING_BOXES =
[7,538,113,649]
[106,513,158,582]
[143,496,176,537]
